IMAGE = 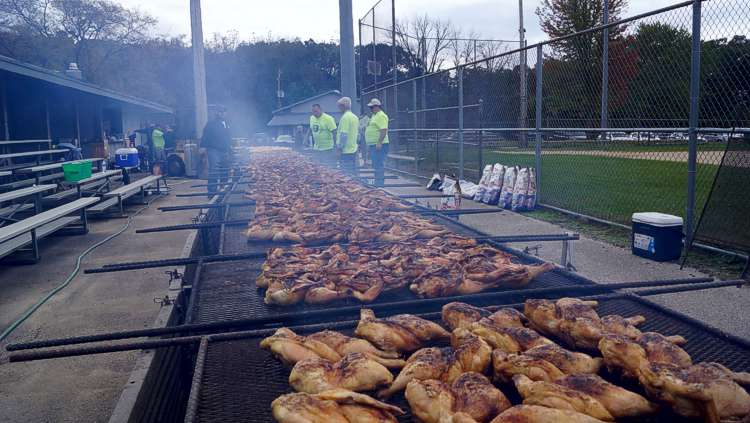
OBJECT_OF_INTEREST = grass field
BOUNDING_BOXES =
[411,145,719,225]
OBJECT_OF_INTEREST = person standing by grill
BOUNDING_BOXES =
[307,104,337,165]
[201,107,232,194]
[336,97,359,174]
[365,98,389,186]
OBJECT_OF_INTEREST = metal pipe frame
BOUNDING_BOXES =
[10,279,748,362]
[157,201,255,212]
[5,276,721,353]
[136,220,249,234]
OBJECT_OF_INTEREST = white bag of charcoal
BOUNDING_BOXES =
[499,166,518,209]
[524,168,538,210]
[426,173,442,190]
[473,164,493,202]
[460,180,479,199]
[440,176,461,210]
[511,168,530,211]
[483,164,506,205]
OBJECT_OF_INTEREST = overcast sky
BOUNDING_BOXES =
[118,0,682,44]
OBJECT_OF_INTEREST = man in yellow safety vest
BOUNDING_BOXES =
[336,97,358,174]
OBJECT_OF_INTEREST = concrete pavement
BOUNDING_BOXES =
[0,178,200,423]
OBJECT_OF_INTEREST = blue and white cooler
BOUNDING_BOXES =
[631,212,684,261]
[115,147,139,168]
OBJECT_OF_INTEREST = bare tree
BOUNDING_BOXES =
[208,30,240,53]
[0,0,58,37]
[0,0,155,75]
[479,41,512,71]
[395,14,454,74]
[55,0,156,64]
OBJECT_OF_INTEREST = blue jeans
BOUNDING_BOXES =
[368,143,389,186]
[340,152,357,175]
[206,148,230,194]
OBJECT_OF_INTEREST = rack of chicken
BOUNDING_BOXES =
[261,298,750,423]
[244,151,553,305]
[257,236,553,305]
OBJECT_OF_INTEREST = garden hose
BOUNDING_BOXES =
[0,178,191,343]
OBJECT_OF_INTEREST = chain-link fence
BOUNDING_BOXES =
[360,0,750,252]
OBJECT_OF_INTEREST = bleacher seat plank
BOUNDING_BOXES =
[0,185,56,203]
[0,197,98,244]
[0,217,79,259]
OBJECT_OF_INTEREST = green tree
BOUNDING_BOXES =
[616,22,691,128]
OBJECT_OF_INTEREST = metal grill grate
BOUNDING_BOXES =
[187,193,593,325]
[189,295,750,423]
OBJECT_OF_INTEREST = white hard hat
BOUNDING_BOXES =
[367,98,382,107]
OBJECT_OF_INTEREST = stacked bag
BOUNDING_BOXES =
[472,163,537,211]
[436,163,537,211]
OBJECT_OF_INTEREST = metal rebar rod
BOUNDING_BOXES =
[358,175,399,180]
[136,219,249,233]
[372,183,422,188]
[397,194,453,199]
[176,190,245,198]
[84,251,268,273]
[190,181,249,188]
[7,277,715,352]
[10,279,745,362]
[158,200,255,212]
[88,232,580,273]
[421,208,503,216]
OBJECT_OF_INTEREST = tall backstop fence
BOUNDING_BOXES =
[359,0,750,252]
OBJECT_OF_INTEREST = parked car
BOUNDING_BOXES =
[274,134,294,144]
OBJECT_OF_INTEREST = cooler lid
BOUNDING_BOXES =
[632,212,683,227]
[115,147,138,154]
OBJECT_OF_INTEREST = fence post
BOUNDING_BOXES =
[413,79,419,174]
[600,0,609,129]
[478,99,484,175]
[458,66,465,181]
[685,0,702,246]
[535,45,543,197]
[435,129,440,173]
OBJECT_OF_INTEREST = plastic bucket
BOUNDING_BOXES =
[63,161,93,182]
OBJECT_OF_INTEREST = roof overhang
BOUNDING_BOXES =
[0,55,173,114]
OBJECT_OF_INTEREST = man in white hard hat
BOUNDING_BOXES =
[364,98,389,186]
[336,97,359,174]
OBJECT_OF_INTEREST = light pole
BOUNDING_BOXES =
[190,0,208,139]
[339,0,357,110]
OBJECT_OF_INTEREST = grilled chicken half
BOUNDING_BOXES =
[442,302,525,331]
[599,334,750,423]
[489,405,609,423]
[524,298,650,350]
[405,372,511,423]
[260,328,405,368]
[379,329,492,398]
[513,374,658,421]
[271,389,404,423]
[289,352,393,394]
[492,349,566,383]
[354,309,450,353]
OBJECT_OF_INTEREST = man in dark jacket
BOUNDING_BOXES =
[201,108,232,193]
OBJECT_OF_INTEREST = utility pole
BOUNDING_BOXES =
[276,68,284,109]
[190,0,208,139]
[519,0,528,147]
[339,0,357,109]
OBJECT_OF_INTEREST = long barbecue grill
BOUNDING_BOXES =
[7,149,749,423]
